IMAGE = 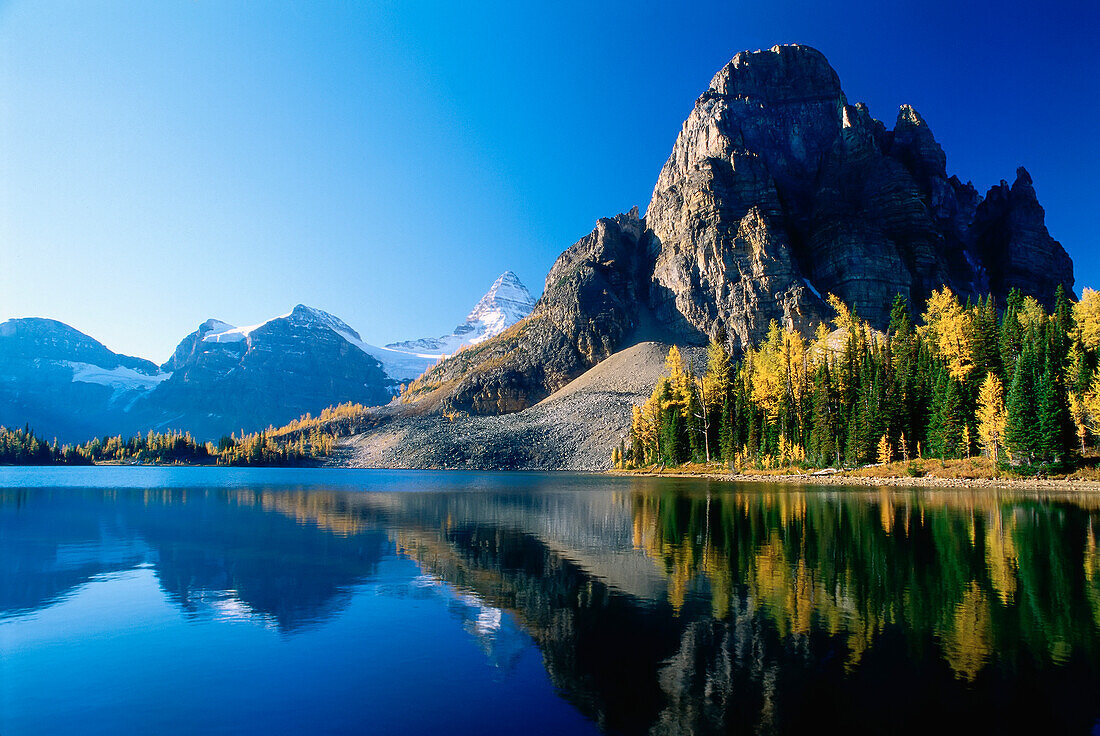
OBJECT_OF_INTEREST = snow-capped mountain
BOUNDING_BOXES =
[381,271,536,376]
[0,318,169,442]
[0,273,535,441]
[143,305,395,439]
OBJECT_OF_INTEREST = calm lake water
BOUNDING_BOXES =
[1,468,1099,734]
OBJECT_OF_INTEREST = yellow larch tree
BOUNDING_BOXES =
[877,434,892,465]
[747,321,786,424]
[664,345,694,418]
[920,287,975,380]
[1083,372,1100,441]
[1017,295,1048,332]
[976,372,1007,463]
[827,293,860,336]
[1074,287,1100,350]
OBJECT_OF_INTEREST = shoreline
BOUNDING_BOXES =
[5,462,1100,491]
[610,469,1100,491]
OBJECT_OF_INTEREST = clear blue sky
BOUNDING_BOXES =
[1,0,1096,363]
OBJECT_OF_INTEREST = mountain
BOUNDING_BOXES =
[134,305,395,439]
[0,271,535,442]
[400,44,1074,417]
[0,306,395,442]
[374,271,537,383]
[387,271,536,356]
[0,318,169,442]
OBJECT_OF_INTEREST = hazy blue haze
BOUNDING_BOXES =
[1,0,1096,362]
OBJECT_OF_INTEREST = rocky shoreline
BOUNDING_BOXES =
[612,469,1100,491]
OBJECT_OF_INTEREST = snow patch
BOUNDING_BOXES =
[383,271,535,369]
[66,362,171,391]
[358,344,440,384]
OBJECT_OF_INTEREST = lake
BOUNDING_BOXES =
[1,467,1099,734]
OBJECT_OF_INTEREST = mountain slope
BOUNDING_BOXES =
[400,44,1074,418]
[344,342,704,470]
[0,318,169,442]
[1,272,536,442]
[138,305,395,438]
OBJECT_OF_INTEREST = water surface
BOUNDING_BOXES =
[2,468,1099,734]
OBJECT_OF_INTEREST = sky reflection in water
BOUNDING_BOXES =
[1,468,1099,735]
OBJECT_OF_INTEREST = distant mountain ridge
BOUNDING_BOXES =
[0,272,535,442]
[0,318,170,442]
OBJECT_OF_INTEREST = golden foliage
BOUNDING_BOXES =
[701,338,731,414]
[877,434,893,465]
[827,293,859,336]
[1018,296,1048,331]
[1073,287,1100,350]
[1083,372,1100,439]
[976,372,1006,463]
[920,287,975,380]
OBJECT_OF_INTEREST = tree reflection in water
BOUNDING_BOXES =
[3,478,1100,734]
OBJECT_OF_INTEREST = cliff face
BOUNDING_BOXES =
[404,44,1074,415]
[404,211,647,414]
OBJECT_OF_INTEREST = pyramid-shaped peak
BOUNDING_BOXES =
[479,272,535,309]
[287,304,363,341]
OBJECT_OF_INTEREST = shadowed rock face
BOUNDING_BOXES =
[408,43,1074,416]
[0,318,165,442]
[138,305,394,438]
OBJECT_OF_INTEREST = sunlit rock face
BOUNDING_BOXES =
[410,44,1074,414]
[643,44,1072,345]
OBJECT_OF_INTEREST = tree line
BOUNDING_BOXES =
[0,401,380,466]
[616,286,1100,472]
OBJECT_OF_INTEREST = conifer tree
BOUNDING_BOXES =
[1005,337,1039,463]
[1000,289,1025,383]
[940,375,965,458]
[809,363,837,466]
[719,391,735,463]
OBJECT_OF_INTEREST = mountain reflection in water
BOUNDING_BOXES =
[2,471,1099,734]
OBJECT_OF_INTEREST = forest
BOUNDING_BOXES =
[616,286,1100,474]
[0,402,375,466]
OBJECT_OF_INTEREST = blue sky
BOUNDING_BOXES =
[1,0,1096,362]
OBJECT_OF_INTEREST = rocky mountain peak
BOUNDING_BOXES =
[286,304,364,342]
[405,43,1076,417]
[889,103,948,184]
[197,318,234,337]
[470,271,536,326]
[706,44,841,102]
[0,317,157,373]
[384,271,536,363]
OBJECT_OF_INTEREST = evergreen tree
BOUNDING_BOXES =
[809,364,837,466]
[1000,289,1025,383]
[1005,337,1039,463]
[719,391,735,463]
